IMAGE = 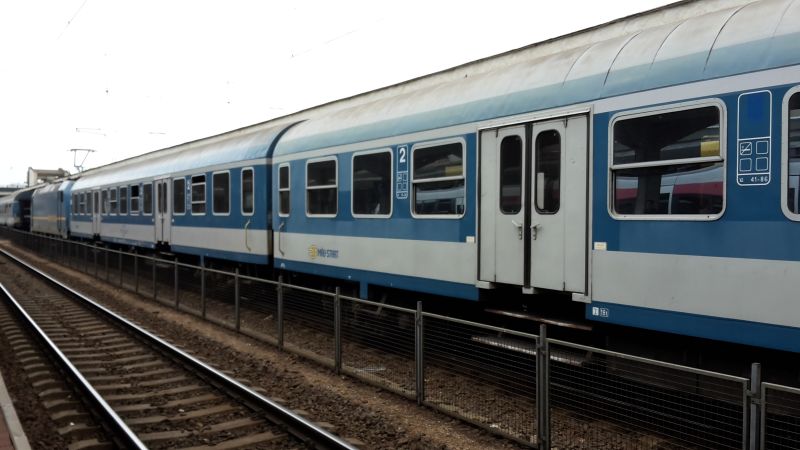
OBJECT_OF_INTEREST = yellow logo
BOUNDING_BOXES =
[308,244,318,259]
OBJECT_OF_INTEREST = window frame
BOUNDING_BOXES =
[119,186,128,215]
[607,99,727,221]
[173,177,186,216]
[782,86,800,221]
[79,193,86,215]
[190,174,206,216]
[351,148,393,219]
[143,183,153,216]
[278,163,291,217]
[129,184,140,215]
[109,187,118,215]
[305,156,338,218]
[241,167,254,216]
[212,170,231,216]
[101,189,108,215]
[410,138,467,219]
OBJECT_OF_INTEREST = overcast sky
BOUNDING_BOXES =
[0,0,674,187]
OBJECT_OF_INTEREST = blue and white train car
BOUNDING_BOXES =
[271,0,800,352]
[69,123,295,264]
[31,180,74,239]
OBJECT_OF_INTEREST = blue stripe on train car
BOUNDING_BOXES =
[586,301,800,353]
[275,258,479,301]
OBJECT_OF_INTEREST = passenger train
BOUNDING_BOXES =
[2,0,800,354]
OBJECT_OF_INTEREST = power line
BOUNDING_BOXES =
[57,0,89,40]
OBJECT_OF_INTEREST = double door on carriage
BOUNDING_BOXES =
[479,115,588,294]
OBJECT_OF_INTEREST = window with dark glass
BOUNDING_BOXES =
[353,151,391,216]
[92,192,98,214]
[101,190,108,215]
[307,159,337,216]
[242,169,254,214]
[143,183,153,215]
[499,136,522,214]
[279,165,290,216]
[72,195,77,214]
[130,185,140,214]
[110,188,118,214]
[173,178,186,214]
[191,175,206,214]
[535,131,561,213]
[412,142,465,216]
[119,187,128,214]
[79,193,86,214]
[611,106,723,216]
[213,172,230,214]
[787,93,800,215]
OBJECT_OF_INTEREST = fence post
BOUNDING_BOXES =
[174,258,179,310]
[537,324,550,450]
[201,261,207,319]
[334,287,341,375]
[105,249,109,281]
[118,252,123,286]
[415,301,425,406]
[234,268,240,332]
[93,245,98,277]
[134,253,139,294]
[748,362,761,450]
[152,256,157,300]
[277,275,284,351]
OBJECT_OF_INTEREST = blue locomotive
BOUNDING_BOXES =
[4,0,799,353]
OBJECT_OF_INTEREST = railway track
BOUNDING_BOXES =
[0,248,357,450]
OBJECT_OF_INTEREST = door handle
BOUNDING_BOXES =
[277,221,285,255]
[531,223,541,240]
[511,220,523,240]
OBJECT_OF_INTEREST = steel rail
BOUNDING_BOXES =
[0,248,359,450]
[0,283,147,450]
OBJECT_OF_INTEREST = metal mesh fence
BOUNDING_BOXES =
[762,383,800,449]
[203,268,237,329]
[339,296,416,398]
[175,263,203,316]
[422,312,538,445]
[281,285,335,365]
[549,340,748,449]
[238,276,279,343]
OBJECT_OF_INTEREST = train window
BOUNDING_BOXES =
[535,130,561,214]
[241,168,254,215]
[143,183,153,215]
[412,141,465,217]
[119,187,128,215]
[93,192,98,214]
[173,178,186,215]
[110,188,118,215]
[191,175,206,214]
[611,105,723,217]
[101,190,108,215]
[278,164,290,216]
[72,195,77,214]
[306,158,337,216]
[130,185,140,214]
[352,150,392,217]
[787,93,800,215]
[79,193,86,215]
[500,136,522,214]
[213,172,230,215]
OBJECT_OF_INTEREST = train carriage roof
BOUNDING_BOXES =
[274,0,800,156]
[72,122,292,190]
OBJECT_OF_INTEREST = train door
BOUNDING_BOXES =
[479,115,588,294]
[91,189,101,237]
[155,177,171,244]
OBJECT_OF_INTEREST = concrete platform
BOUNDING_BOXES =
[0,370,30,450]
